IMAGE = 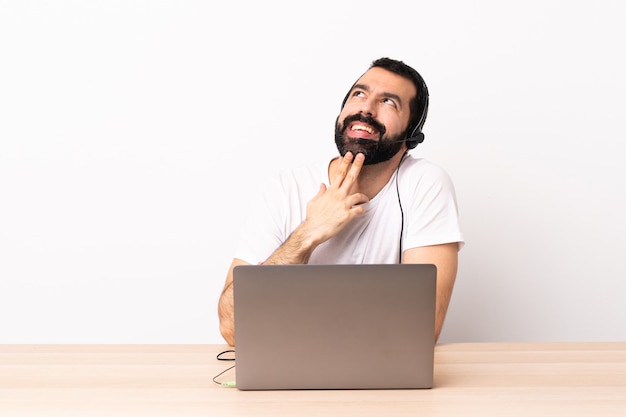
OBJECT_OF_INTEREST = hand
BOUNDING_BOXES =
[302,152,370,245]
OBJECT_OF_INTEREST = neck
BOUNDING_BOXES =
[332,150,407,199]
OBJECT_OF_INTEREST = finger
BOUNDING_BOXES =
[347,192,369,207]
[330,152,354,187]
[315,183,327,197]
[341,152,365,188]
[308,183,327,206]
[348,203,366,218]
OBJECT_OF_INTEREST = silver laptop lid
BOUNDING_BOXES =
[233,264,436,390]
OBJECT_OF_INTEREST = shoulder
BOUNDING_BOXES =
[274,155,335,184]
[399,155,454,186]
[264,158,332,195]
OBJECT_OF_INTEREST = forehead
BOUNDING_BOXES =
[353,67,417,103]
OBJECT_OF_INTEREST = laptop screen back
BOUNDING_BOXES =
[233,264,436,390]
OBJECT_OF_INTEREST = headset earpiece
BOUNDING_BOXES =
[406,91,429,150]
[406,126,424,149]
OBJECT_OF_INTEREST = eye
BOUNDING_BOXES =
[383,97,397,107]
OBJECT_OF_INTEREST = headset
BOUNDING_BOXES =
[405,78,429,149]
[340,68,430,150]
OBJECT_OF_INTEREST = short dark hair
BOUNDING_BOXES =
[369,57,429,135]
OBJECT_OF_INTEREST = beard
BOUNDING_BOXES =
[334,114,406,165]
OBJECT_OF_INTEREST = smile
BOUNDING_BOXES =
[351,124,376,134]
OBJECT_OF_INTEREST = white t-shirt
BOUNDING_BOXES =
[234,154,464,264]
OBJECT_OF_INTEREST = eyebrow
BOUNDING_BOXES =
[352,83,404,108]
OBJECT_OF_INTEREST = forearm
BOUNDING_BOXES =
[403,242,459,344]
[218,281,235,346]
[218,259,249,346]
[217,220,328,346]
[432,251,458,343]
[434,270,456,343]
[263,221,323,265]
[263,155,368,266]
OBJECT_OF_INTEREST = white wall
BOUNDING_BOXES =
[1,0,625,343]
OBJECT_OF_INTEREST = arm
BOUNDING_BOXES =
[261,152,369,264]
[217,258,249,347]
[402,242,459,344]
[218,152,369,345]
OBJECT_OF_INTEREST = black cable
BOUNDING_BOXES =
[216,350,235,361]
[396,152,408,263]
[213,350,236,387]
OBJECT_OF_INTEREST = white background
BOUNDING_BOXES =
[1,1,625,343]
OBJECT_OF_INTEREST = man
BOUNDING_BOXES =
[218,57,464,346]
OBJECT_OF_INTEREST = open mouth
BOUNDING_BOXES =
[350,123,377,135]
[342,113,386,140]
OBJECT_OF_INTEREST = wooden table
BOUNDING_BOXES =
[1,343,625,416]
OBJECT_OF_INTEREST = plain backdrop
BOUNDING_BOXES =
[1,0,625,343]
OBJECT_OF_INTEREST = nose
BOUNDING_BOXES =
[358,97,376,118]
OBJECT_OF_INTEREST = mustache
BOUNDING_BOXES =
[341,114,386,136]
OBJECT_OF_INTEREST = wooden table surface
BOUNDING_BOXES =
[1,342,625,416]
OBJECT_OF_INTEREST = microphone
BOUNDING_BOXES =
[356,138,408,145]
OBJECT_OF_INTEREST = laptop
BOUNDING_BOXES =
[232,264,437,390]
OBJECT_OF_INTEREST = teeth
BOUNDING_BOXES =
[351,124,374,134]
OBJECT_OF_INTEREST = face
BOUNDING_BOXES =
[335,67,417,165]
